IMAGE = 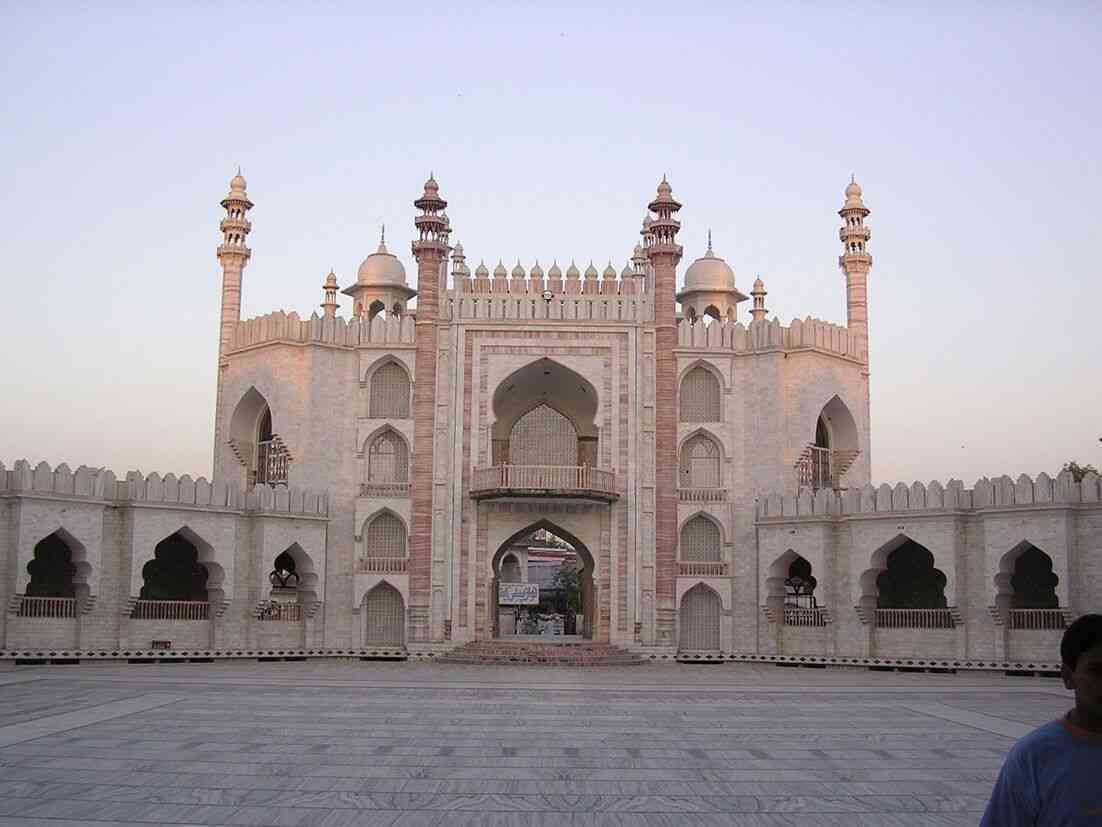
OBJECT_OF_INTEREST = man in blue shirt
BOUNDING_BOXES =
[981,613,1102,825]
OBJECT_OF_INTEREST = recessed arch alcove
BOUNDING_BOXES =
[491,359,600,467]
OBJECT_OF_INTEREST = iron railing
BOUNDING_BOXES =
[256,439,289,486]
[678,561,728,577]
[783,607,828,627]
[1008,608,1066,630]
[17,596,76,618]
[360,482,411,498]
[256,601,303,622]
[678,488,727,502]
[130,600,209,621]
[358,556,409,573]
[874,608,955,629]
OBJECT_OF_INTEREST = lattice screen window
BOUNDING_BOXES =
[680,435,721,488]
[679,585,721,651]
[509,404,579,465]
[364,584,405,646]
[680,367,721,422]
[368,431,409,482]
[369,362,411,418]
[365,513,407,558]
[680,516,722,562]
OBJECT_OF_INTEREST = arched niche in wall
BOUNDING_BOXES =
[490,359,600,467]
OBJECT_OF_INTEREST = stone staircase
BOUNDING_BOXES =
[437,639,647,667]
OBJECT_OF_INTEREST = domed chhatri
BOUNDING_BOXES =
[676,231,749,322]
[341,226,416,318]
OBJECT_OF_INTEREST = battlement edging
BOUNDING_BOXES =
[229,311,415,352]
[757,471,1101,519]
[0,460,327,517]
[677,315,866,361]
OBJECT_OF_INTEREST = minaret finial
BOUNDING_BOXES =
[706,229,713,255]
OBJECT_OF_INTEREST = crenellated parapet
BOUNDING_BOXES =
[677,315,865,360]
[229,310,415,352]
[0,460,327,517]
[757,470,1101,519]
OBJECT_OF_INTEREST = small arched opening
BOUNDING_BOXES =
[679,365,721,423]
[680,432,722,489]
[133,529,222,620]
[21,530,88,617]
[764,550,824,627]
[995,542,1064,629]
[362,582,405,647]
[678,583,721,652]
[491,522,595,640]
[799,395,859,491]
[679,515,722,563]
[368,299,386,320]
[259,544,317,621]
[368,360,412,419]
[703,305,721,321]
[364,428,410,493]
[361,510,408,566]
[862,536,952,629]
[229,387,288,487]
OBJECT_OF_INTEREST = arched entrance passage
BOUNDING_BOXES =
[490,520,596,640]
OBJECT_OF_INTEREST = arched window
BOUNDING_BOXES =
[679,516,721,562]
[368,299,386,320]
[369,362,411,418]
[876,540,947,609]
[680,434,721,488]
[679,584,721,651]
[500,553,522,583]
[25,533,76,598]
[510,404,578,466]
[680,366,721,422]
[364,583,405,646]
[367,431,409,483]
[1011,544,1059,609]
[703,305,721,321]
[138,532,208,602]
[784,556,818,609]
[364,513,407,559]
[269,550,299,591]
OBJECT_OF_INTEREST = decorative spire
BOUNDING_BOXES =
[378,224,387,254]
[413,174,448,258]
[321,270,339,318]
[750,275,768,322]
[706,229,713,257]
[218,170,253,264]
[644,175,682,252]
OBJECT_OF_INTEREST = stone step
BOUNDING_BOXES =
[437,640,647,667]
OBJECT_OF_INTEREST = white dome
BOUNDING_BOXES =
[683,249,736,292]
[356,241,407,286]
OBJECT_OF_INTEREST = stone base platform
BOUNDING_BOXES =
[437,639,646,666]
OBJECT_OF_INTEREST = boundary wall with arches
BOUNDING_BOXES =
[0,459,330,657]
[754,470,1102,669]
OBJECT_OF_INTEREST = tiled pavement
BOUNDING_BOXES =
[0,661,1070,826]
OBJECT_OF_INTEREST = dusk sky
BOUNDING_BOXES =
[1,3,1099,486]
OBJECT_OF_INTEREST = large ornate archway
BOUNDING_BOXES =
[489,520,596,640]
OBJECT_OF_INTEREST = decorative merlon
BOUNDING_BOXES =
[0,459,327,517]
[757,470,1100,519]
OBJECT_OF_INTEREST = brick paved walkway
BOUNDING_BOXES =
[0,661,1069,825]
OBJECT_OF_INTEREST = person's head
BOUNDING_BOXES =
[1061,614,1102,717]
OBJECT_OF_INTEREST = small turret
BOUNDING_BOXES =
[750,276,768,322]
[321,270,339,318]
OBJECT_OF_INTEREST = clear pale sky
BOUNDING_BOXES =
[1,3,1099,485]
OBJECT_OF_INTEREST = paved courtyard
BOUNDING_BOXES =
[0,660,1069,826]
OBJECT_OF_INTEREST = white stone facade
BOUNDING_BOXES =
[2,174,1097,668]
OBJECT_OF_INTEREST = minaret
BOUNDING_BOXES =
[750,276,768,321]
[643,175,683,645]
[408,173,449,642]
[838,175,872,346]
[213,170,253,470]
[321,270,339,318]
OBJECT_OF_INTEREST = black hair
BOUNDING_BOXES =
[1061,614,1102,669]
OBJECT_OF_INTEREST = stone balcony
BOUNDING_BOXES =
[470,465,619,502]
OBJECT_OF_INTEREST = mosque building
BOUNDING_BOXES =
[1,173,1097,668]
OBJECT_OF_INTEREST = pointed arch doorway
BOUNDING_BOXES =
[490,521,596,640]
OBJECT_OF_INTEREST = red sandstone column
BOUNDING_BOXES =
[408,176,448,642]
[645,178,683,644]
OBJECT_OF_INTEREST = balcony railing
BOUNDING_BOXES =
[783,607,828,627]
[794,446,860,492]
[358,556,409,573]
[874,608,955,629]
[256,601,303,622]
[18,596,76,618]
[131,600,210,621]
[1009,608,1066,630]
[470,465,618,502]
[360,482,411,498]
[678,561,728,577]
[678,487,727,502]
[255,439,289,486]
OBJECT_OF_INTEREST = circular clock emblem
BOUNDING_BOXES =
[541,290,553,301]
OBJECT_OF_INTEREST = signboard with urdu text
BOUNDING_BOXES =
[498,582,539,605]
